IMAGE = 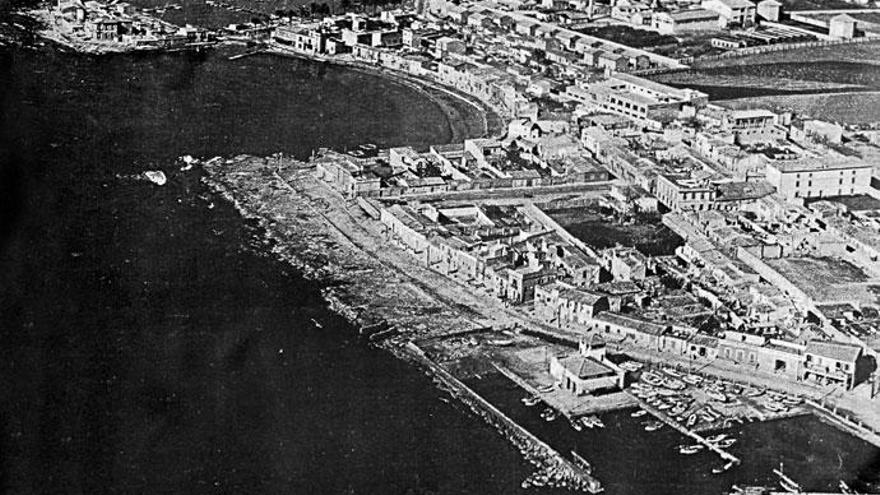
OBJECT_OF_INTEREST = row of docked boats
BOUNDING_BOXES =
[639,370,686,390]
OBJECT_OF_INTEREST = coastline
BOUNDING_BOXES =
[197,155,605,490]
[264,43,508,143]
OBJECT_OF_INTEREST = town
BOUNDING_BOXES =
[244,0,880,491]
[64,0,880,491]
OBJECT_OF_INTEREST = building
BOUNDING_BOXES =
[722,109,787,145]
[568,73,708,128]
[764,157,873,201]
[535,281,610,328]
[756,0,782,21]
[655,174,718,211]
[591,311,669,349]
[549,337,625,395]
[829,14,857,39]
[652,9,721,35]
[701,0,756,27]
[804,340,863,390]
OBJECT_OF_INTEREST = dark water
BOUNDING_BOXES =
[0,45,530,494]
[470,374,880,495]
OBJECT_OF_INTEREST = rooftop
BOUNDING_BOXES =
[806,340,862,363]
[559,355,616,379]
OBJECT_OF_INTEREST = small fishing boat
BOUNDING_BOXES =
[310,318,323,328]
[644,421,662,432]
[706,433,728,443]
[686,414,698,427]
[712,460,736,474]
[631,409,648,418]
[663,378,686,390]
[743,387,765,398]
[543,409,558,422]
[716,438,737,449]
[774,463,802,493]
[570,419,583,432]
[662,367,683,378]
[522,396,541,407]
[682,374,703,385]
[679,444,703,455]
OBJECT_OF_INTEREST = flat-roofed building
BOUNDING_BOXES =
[702,0,756,27]
[765,157,873,200]
[655,174,718,211]
[804,340,863,390]
[570,73,708,128]
[652,9,721,35]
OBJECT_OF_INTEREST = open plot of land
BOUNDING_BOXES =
[718,91,880,124]
[764,256,880,304]
[547,207,684,256]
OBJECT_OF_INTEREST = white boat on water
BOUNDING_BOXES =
[644,422,662,432]
[679,444,703,455]
[706,433,728,443]
[631,409,648,418]
[662,367,683,378]
[774,463,802,493]
[712,460,737,474]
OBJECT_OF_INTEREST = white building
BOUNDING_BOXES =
[701,0,756,27]
[765,157,873,201]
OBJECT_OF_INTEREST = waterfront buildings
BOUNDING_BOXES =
[285,6,880,399]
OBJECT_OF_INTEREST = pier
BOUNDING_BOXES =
[493,362,637,418]
[405,344,604,493]
[634,396,741,465]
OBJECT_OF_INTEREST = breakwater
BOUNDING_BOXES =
[403,343,604,493]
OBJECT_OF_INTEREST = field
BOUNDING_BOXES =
[650,40,880,122]
[717,91,880,124]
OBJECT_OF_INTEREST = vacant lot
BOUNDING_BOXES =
[718,91,880,124]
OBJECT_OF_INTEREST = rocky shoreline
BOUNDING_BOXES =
[197,153,603,492]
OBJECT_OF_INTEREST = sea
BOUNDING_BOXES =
[0,6,879,495]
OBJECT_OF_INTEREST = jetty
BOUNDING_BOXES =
[635,396,741,465]
[407,344,603,493]
[493,362,637,417]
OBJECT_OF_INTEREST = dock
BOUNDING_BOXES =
[635,396,741,465]
[406,345,603,493]
[493,362,637,417]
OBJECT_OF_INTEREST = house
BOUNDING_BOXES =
[652,9,721,35]
[591,311,668,349]
[803,340,864,390]
[756,0,782,21]
[597,52,628,72]
[764,156,872,201]
[605,246,648,281]
[829,14,857,39]
[535,281,610,328]
[701,0,756,27]
[549,337,626,395]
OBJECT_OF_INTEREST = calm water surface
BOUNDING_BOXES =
[0,44,529,494]
[1,25,879,495]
